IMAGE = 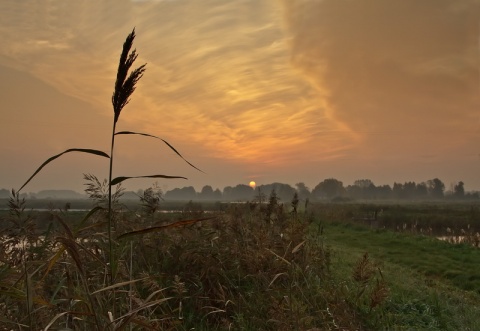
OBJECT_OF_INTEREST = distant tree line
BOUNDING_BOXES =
[307,178,476,201]
[1,178,478,202]
[159,178,478,202]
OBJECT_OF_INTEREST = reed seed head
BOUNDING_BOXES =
[112,28,147,123]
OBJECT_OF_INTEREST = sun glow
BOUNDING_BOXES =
[249,181,256,189]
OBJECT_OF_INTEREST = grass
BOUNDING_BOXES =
[1,28,203,330]
[323,225,480,330]
[321,220,480,293]
[313,201,480,330]
[0,193,345,329]
[303,202,480,329]
[2,197,480,329]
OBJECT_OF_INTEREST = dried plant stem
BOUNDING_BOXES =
[108,120,117,286]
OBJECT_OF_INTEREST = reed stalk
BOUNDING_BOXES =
[108,28,146,285]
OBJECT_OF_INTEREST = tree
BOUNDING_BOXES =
[257,183,295,202]
[312,178,345,200]
[199,185,214,200]
[165,186,197,200]
[427,178,445,199]
[354,179,374,188]
[213,188,223,200]
[356,179,376,199]
[392,182,404,199]
[453,181,465,199]
[223,186,233,200]
[224,184,255,201]
[295,182,311,201]
[376,185,392,200]
[403,182,416,199]
[415,182,428,199]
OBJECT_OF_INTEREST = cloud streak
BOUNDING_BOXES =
[281,0,479,155]
[0,0,355,167]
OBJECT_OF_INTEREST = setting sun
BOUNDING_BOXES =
[249,181,256,189]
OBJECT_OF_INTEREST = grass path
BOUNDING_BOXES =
[323,222,480,292]
[321,221,480,330]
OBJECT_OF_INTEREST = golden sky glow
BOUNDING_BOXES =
[0,0,479,193]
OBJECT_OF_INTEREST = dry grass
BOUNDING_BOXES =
[2,29,205,329]
[0,190,394,330]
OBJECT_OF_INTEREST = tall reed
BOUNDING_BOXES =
[16,28,201,283]
[10,28,203,328]
[108,28,146,284]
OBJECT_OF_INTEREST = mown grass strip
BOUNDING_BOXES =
[321,221,480,330]
[323,221,480,293]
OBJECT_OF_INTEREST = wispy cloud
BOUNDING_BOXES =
[280,0,479,157]
[0,0,356,169]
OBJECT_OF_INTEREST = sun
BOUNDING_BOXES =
[249,181,256,189]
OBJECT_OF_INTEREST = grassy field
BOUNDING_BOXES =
[321,221,480,330]
[1,196,479,330]
[323,221,480,292]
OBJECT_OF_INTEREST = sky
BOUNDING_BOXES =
[0,0,479,194]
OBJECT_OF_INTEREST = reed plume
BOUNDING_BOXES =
[112,28,146,124]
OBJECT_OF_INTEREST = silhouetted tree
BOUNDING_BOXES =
[416,182,428,199]
[312,178,345,200]
[223,186,233,200]
[453,181,465,199]
[295,182,311,201]
[376,185,393,199]
[427,178,445,199]
[213,188,223,200]
[392,182,404,199]
[354,179,374,188]
[165,186,197,200]
[347,180,385,200]
[225,184,254,201]
[257,183,295,202]
[199,185,214,200]
[403,182,416,199]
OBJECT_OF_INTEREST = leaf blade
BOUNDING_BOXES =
[110,174,187,186]
[117,217,215,240]
[91,278,148,295]
[18,148,110,192]
[115,131,204,173]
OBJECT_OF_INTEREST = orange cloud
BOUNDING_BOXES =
[280,0,479,158]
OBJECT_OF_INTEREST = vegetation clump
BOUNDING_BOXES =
[2,185,398,330]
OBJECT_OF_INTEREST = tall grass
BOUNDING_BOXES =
[3,28,203,329]
[4,191,480,328]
